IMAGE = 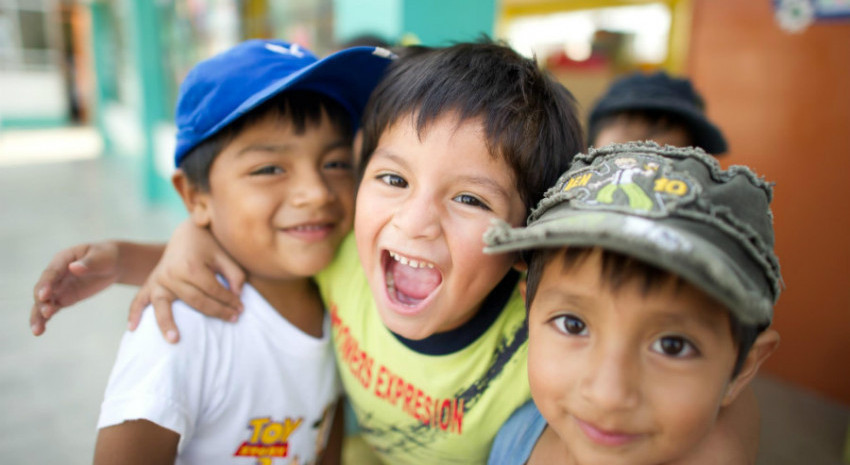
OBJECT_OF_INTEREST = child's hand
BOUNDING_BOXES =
[127,220,246,344]
[30,241,122,335]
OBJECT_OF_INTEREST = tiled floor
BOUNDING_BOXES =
[1,129,847,464]
[1,142,185,464]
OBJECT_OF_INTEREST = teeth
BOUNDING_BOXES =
[388,251,435,269]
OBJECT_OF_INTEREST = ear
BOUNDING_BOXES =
[721,329,780,407]
[171,170,212,228]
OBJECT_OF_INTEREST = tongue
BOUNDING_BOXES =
[390,259,442,301]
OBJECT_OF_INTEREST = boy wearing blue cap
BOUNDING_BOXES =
[33,40,586,464]
[589,72,728,155]
[485,142,781,464]
[90,40,393,464]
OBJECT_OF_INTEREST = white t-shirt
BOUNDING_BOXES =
[97,283,340,465]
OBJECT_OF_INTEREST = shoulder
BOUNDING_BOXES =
[119,300,231,365]
[488,400,546,465]
[99,301,233,439]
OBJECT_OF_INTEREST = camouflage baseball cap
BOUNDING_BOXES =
[484,142,782,325]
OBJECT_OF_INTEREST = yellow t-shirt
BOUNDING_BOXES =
[316,234,530,465]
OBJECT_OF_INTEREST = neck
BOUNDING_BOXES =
[248,275,325,338]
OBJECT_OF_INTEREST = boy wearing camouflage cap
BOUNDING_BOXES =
[485,142,781,464]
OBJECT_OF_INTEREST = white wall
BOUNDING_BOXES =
[0,70,67,122]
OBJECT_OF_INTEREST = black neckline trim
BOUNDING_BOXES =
[391,269,520,355]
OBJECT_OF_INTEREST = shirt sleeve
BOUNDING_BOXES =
[96,302,216,449]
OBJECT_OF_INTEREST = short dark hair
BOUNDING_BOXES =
[588,109,696,147]
[358,38,586,212]
[179,90,353,191]
[525,246,763,378]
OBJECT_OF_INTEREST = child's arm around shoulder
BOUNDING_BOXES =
[29,240,160,335]
[94,420,179,465]
[29,220,245,343]
[126,219,246,343]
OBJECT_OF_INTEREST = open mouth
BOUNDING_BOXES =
[382,250,442,309]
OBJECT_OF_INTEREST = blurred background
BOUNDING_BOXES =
[1,0,849,463]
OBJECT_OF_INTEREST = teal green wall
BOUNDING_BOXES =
[333,0,496,47]
[402,0,495,46]
[0,117,68,129]
[88,1,117,155]
[127,0,173,202]
[334,0,401,45]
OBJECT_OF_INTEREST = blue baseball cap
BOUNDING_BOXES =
[174,39,395,166]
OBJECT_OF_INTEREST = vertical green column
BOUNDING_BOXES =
[126,0,172,202]
[402,0,495,46]
[88,0,117,156]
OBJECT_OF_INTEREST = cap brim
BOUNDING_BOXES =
[205,46,393,141]
[485,207,771,324]
[591,98,728,155]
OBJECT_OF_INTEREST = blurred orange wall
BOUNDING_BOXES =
[688,0,850,405]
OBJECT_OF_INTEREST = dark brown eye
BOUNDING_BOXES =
[660,337,684,355]
[554,314,587,336]
[652,336,698,358]
[378,173,407,188]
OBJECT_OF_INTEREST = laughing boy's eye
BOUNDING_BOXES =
[377,173,408,188]
[453,194,491,211]
[651,336,699,358]
[552,314,588,336]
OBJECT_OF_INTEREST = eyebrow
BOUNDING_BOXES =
[237,139,351,157]
[456,174,514,201]
[236,144,295,156]
[371,149,514,200]
[370,149,409,168]
[534,287,595,309]
[648,306,728,336]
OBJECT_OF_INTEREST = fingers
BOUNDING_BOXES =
[215,254,247,299]
[33,246,81,308]
[31,245,88,335]
[29,302,47,336]
[194,266,244,315]
[151,292,180,344]
[128,287,151,331]
[170,278,241,322]
[131,276,240,344]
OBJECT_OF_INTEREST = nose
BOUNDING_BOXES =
[289,168,333,208]
[390,188,442,240]
[579,341,640,412]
